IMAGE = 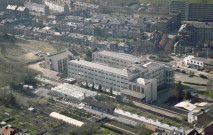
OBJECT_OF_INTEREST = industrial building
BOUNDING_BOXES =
[68,59,157,102]
[51,83,97,101]
[45,49,78,72]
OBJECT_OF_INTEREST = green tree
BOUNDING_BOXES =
[98,85,102,93]
[85,49,92,61]
[91,83,95,91]
[1,45,6,57]
[86,81,89,89]
[110,87,113,96]
[94,27,101,36]
[175,81,183,100]
[184,91,191,100]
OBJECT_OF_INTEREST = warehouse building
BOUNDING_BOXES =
[83,97,116,114]
[51,83,97,101]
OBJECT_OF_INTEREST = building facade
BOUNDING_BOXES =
[184,55,213,71]
[169,1,213,22]
[45,49,77,72]
[93,51,174,88]
[68,59,157,102]
[92,51,145,69]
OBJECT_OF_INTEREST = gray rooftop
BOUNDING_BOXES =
[69,60,128,77]
[98,51,143,63]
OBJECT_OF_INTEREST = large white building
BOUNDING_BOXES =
[68,59,157,102]
[93,51,174,88]
[92,51,146,69]
[45,49,77,72]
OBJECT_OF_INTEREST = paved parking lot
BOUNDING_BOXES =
[175,72,208,85]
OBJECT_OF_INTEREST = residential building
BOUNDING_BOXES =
[45,49,77,72]
[68,59,157,102]
[24,2,49,15]
[184,55,213,71]
[169,1,213,21]
[44,0,66,13]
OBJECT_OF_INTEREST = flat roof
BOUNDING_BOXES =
[51,83,97,100]
[174,101,197,111]
[114,108,183,132]
[70,60,129,77]
[50,112,84,127]
[97,51,142,63]
[121,89,145,99]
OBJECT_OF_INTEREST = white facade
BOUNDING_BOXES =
[92,51,144,69]
[44,1,64,12]
[45,49,76,72]
[68,60,157,102]
[24,2,49,14]
[184,55,204,69]
[93,51,174,88]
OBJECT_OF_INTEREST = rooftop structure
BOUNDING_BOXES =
[114,108,183,132]
[175,101,197,111]
[51,83,97,100]
[50,112,84,127]
[6,5,17,10]
[83,97,116,114]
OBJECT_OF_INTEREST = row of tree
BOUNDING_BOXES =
[0,93,16,107]
[175,81,191,100]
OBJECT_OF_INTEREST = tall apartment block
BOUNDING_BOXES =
[169,1,213,21]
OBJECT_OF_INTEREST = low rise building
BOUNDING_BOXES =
[184,55,213,71]
[83,97,116,114]
[24,2,49,15]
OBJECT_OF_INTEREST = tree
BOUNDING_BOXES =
[175,81,183,100]
[184,91,191,100]
[86,81,89,89]
[91,83,95,91]
[110,87,113,96]
[85,49,92,61]
[98,85,102,93]
[0,45,6,57]
[94,27,101,36]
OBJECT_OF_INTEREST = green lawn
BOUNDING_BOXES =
[98,127,120,135]
[204,91,213,98]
